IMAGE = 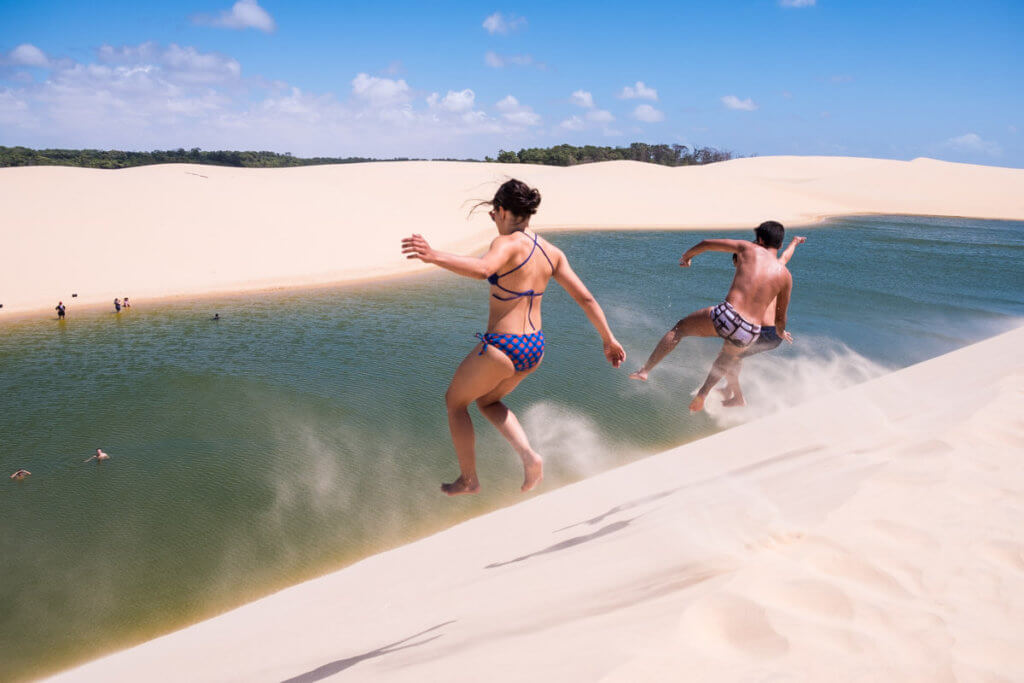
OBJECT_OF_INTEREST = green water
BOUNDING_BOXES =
[1,216,1022,680]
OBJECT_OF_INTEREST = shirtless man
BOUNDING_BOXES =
[629,221,792,413]
[10,469,31,480]
[711,235,806,408]
[84,448,110,463]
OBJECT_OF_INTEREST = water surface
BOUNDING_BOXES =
[1,216,1021,680]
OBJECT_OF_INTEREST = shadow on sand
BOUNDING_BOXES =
[485,518,636,569]
[281,620,455,683]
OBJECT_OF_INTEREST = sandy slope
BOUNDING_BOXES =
[2,156,1023,316]
[50,326,1024,682]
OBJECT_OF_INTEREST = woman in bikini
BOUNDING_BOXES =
[401,179,626,496]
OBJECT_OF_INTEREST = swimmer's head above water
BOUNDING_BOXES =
[474,179,541,235]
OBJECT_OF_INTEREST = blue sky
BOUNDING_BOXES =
[1,0,1021,165]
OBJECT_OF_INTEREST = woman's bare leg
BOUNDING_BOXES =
[630,307,717,381]
[443,345,515,495]
[476,366,543,492]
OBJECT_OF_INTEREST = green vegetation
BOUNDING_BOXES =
[0,143,735,169]
[0,146,421,169]
[485,143,734,166]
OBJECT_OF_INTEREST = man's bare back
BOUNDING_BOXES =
[719,240,792,328]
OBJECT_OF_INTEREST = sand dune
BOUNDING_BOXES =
[2,156,1023,316]
[50,326,1024,682]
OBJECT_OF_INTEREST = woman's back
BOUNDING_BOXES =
[486,230,558,334]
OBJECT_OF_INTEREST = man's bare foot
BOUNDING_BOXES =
[722,396,746,408]
[521,454,543,493]
[716,387,733,399]
[628,369,649,381]
[441,476,480,496]
[689,395,706,413]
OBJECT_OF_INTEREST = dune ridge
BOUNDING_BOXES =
[50,325,1024,682]
[2,156,1023,316]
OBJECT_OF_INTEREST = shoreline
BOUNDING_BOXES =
[3,210,1021,323]
[3,156,1023,320]
[48,325,1024,681]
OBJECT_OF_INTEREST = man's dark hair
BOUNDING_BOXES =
[754,221,784,249]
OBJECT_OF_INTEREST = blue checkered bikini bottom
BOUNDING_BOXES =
[475,330,545,372]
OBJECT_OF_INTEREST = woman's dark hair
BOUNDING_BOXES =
[475,179,541,219]
[754,220,785,249]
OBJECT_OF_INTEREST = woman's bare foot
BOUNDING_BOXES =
[628,368,649,381]
[441,475,480,496]
[689,395,706,413]
[722,395,746,408]
[521,454,543,492]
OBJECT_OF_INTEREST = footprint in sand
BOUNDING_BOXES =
[800,537,908,598]
[977,540,1024,574]
[678,593,789,660]
[745,530,806,553]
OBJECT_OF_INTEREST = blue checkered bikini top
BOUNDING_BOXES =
[487,231,555,331]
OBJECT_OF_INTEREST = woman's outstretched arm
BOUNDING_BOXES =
[552,253,626,367]
[401,233,518,280]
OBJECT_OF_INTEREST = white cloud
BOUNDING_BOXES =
[632,104,664,122]
[351,73,411,107]
[780,0,816,7]
[97,42,241,85]
[618,81,658,101]
[586,109,614,123]
[0,42,551,157]
[8,44,49,67]
[195,0,276,32]
[944,133,1001,156]
[495,95,541,126]
[559,115,585,131]
[484,51,542,69]
[427,89,475,113]
[495,95,520,113]
[721,95,758,111]
[482,12,526,34]
[570,89,594,108]
[829,75,853,84]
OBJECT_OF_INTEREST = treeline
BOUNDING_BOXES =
[0,146,421,169]
[485,143,734,166]
[0,143,735,169]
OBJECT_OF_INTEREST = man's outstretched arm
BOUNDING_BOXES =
[778,236,806,266]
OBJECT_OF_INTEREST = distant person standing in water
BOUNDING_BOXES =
[56,301,66,319]
[402,179,626,496]
[114,298,122,313]
[123,297,131,309]
[84,448,110,463]
[212,313,220,321]
[629,221,792,413]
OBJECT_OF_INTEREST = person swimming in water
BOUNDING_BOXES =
[401,179,626,496]
[83,448,110,463]
[10,469,31,480]
[709,236,806,408]
[629,221,793,413]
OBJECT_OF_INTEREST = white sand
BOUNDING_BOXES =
[51,326,1024,682]
[2,156,1023,316]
